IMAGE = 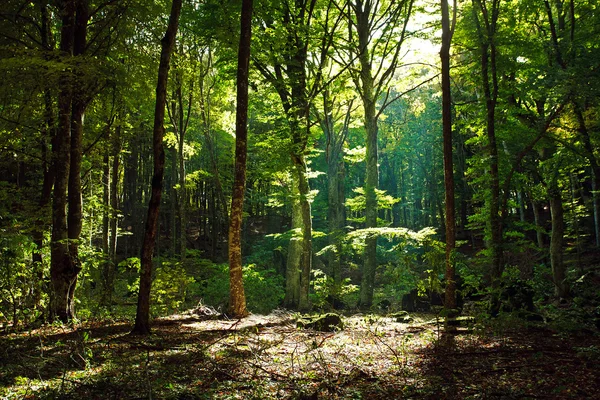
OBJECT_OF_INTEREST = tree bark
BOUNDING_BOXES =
[549,179,568,298]
[132,0,182,335]
[49,0,76,322]
[441,0,457,311]
[177,91,188,257]
[295,155,313,311]
[228,0,253,318]
[355,2,378,309]
[64,0,89,317]
[101,147,110,306]
[284,173,303,308]
[32,2,56,314]
[104,123,121,306]
[317,90,348,292]
[472,0,502,284]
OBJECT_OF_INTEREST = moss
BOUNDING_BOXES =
[297,313,344,332]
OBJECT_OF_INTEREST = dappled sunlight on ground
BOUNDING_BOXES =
[1,312,598,399]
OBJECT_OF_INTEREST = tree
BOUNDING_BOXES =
[342,0,415,308]
[132,0,183,335]
[471,0,502,283]
[228,0,253,318]
[252,0,343,311]
[49,0,77,322]
[313,86,354,298]
[441,0,457,311]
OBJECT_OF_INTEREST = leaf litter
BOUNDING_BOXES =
[0,312,598,399]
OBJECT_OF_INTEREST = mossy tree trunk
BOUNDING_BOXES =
[355,1,379,309]
[228,0,253,319]
[472,0,502,284]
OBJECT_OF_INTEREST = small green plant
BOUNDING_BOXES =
[199,263,284,314]
[310,269,358,310]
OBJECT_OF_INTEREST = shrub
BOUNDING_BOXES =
[199,264,284,314]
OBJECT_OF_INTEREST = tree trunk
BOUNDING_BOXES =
[441,0,456,311]
[104,124,121,306]
[327,160,344,290]
[295,155,313,311]
[228,0,252,318]
[319,91,350,299]
[32,3,55,314]
[101,149,110,306]
[64,0,89,317]
[178,108,187,258]
[575,106,600,247]
[49,0,76,322]
[356,8,378,309]
[549,180,568,298]
[473,0,502,283]
[530,197,545,249]
[170,145,178,254]
[284,172,302,309]
[132,0,182,335]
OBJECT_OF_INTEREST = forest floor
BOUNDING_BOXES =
[1,311,599,400]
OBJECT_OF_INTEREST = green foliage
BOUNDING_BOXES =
[152,261,195,315]
[345,188,399,225]
[0,234,41,326]
[119,258,194,316]
[369,229,448,309]
[198,264,284,314]
[309,269,358,310]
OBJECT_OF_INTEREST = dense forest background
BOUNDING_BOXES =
[1,0,599,331]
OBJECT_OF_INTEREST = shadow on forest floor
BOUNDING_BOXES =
[1,311,599,399]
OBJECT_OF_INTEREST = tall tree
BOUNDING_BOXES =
[344,0,414,308]
[472,0,502,283]
[66,0,89,317]
[252,0,343,310]
[228,0,253,318]
[314,88,354,298]
[441,0,457,311]
[49,0,77,322]
[132,0,183,335]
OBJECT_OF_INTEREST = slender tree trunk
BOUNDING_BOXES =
[178,109,187,257]
[105,124,121,305]
[328,160,343,289]
[575,107,600,247]
[549,179,568,298]
[473,0,502,283]
[49,0,75,322]
[295,155,312,311]
[101,149,110,306]
[170,145,178,253]
[64,0,89,317]
[319,91,350,299]
[132,0,182,335]
[228,0,253,318]
[102,151,110,256]
[284,173,302,308]
[530,197,545,249]
[441,0,456,311]
[32,3,55,313]
[109,126,120,262]
[357,23,378,309]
